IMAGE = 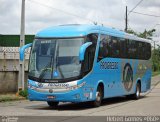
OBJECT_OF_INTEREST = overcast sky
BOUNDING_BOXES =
[0,0,160,43]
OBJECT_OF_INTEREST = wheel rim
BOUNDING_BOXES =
[96,91,101,102]
[136,85,140,97]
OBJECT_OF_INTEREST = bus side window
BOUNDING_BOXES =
[127,40,137,59]
[98,35,109,61]
[108,37,120,58]
[86,33,98,45]
[146,43,151,60]
[137,42,143,59]
[83,33,98,73]
[119,38,127,58]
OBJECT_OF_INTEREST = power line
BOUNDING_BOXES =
[128,0,144,15]
[28,0,95,23]
[125,0,144,31]
[132,11,160,18]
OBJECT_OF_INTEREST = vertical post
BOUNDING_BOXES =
[18,0,25,91]
[125,6,128,32]
[154,41,155,51]
[153,40,156,71]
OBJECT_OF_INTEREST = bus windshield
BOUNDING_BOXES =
[29,38,84,80]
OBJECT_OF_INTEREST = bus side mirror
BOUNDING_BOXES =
[79,42,92,61]
[20,43,32,61]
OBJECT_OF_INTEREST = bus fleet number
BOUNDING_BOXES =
[100,61,118,70]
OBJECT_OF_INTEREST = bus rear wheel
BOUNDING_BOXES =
[127,82,141,100]
[134,82,141,100]
[91,86,103,107]
[47,101,59,108]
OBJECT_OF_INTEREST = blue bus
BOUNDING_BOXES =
[20,24,152,107]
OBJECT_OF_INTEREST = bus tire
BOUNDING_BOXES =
[47,101,59,108]
[91,85,103,107]
[127,82,141,100]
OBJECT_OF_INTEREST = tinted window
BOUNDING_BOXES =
[146,43,151,60]
[127,40,137,59]
[97,34,151,61]
[83,33,98,73]
[109,37,120,58]
[98,35,110,59]
[119,38,127,58]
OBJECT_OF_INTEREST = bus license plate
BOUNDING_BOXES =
[47,96,56,99]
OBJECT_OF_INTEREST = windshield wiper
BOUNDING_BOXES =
[38,61,52,81]
[39,40,57,81]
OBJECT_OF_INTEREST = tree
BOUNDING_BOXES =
[139,29,156,39]
[127,29,138,36]
[127,28,156,39]
[152,47,160,71]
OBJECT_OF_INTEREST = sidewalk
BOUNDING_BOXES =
[0,94,25,102]
[147,74,160,97]
[151,74,160,86]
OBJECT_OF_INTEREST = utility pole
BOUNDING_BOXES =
[18,0,25,91]
[154,41,156,51]
[125,6,128,32]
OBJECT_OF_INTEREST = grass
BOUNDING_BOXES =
[0,93,26,102]
[152,71,160,76]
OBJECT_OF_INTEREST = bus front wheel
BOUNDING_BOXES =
[91,86,103,107]
[47,101,59,108]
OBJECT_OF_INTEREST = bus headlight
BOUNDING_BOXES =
[28,83,37,90]
[68,82,86,90]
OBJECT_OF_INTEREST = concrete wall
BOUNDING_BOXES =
[0,72,28,93]
[0,47,30,93]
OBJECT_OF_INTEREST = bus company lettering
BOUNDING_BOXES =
[48,83,69,88]
[100,61,118,69]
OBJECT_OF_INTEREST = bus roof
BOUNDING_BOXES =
[35,24,151,43]
[36,24,124,38]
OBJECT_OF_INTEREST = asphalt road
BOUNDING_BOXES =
[0,75,160,119]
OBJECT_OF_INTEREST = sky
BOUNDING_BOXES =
[0,0,160,44]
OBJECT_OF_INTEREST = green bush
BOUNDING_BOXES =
[19,89,28,98]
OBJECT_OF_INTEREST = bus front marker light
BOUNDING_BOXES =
[90,92,93,99]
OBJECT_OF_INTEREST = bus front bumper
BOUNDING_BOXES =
[28,88,84,102]
[27,79,95,102]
